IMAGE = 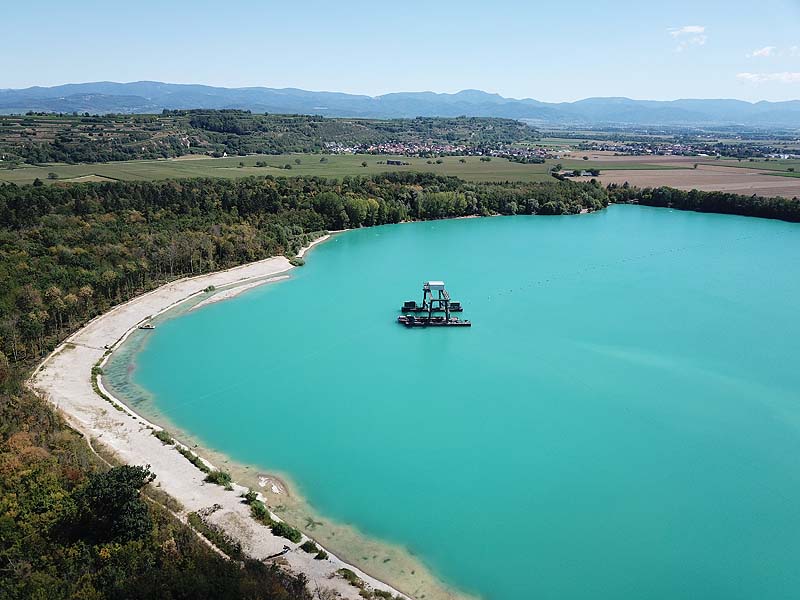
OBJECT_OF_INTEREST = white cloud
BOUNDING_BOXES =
[669,25,706,37]
[748,46,776,58]
[668,25,707,51]
[747,45,800,58]
[737,72,800,83]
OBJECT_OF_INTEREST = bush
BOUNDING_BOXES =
[337,568,364,588]
[152,429,174,445]
[271,521,302,543]
[289,257,305,267]
[204,470,233,488]
[249,499,274,525]
[242,489,258,504]
[315,549,329,560]
[300,540,319,554]
[178,446,211,473]
[203,285,216,292]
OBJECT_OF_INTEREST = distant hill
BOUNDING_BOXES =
[1,81,800,127]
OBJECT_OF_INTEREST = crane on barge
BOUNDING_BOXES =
[397,281,471,327]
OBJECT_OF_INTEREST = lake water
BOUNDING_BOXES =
[122,206,800,600]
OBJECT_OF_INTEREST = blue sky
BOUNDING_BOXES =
[3,0,800,102]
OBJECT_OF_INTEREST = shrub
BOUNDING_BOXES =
[289,257,305,267]
[177,446,211,473]
[204,470,232,488]
[249,499,274,525]
[242,489,258,504]
[337,568,364,589]
[271,521,302,543]
[152,429,174,445]
[315,549,329,560]
[203,285,216,292]
[300,540,319,554]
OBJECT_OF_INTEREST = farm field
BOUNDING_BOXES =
[0,154,552,184]
[3,151,799,197]
[584,163,800,198]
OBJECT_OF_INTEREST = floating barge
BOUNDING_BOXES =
[402,300,462,313]
[398,315,471,327]
[397,281,471,327]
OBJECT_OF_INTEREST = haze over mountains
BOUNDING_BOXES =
[2,81,800,127]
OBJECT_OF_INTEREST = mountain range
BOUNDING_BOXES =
[2,81,799,127]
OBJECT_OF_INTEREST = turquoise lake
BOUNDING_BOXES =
[127,205,800,600]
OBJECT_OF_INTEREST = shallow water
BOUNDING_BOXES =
[122,206,800,600]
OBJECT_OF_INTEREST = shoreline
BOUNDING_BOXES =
[29,235,420,600]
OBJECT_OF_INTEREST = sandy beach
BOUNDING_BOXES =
[29,236,410,600]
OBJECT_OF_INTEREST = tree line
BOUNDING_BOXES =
[607,183,800,222]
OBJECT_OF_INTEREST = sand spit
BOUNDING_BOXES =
[29,241,409,600]
[191,275,290,311]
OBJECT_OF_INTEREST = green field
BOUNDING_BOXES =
[0,154,550,184]
[0,153,695,186]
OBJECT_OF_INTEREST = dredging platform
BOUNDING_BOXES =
[397,281,471,327]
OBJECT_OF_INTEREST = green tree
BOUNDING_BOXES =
[74,465,156,543]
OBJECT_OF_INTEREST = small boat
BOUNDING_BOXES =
[138,323,155,330]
